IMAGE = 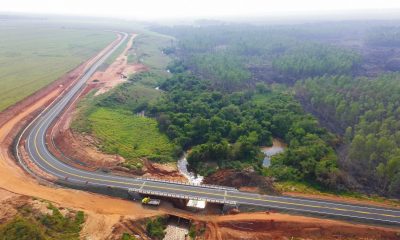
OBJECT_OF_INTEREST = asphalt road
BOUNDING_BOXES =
[17,32,400,226]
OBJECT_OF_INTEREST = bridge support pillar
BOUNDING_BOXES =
[222,203,238,213]
[128,190,141,201]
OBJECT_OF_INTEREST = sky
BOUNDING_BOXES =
[2,0,400,20]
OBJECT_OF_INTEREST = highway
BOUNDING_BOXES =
[16,32,400,226]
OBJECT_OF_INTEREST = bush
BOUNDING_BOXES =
[146,217,167,240]
[0,217,45,240]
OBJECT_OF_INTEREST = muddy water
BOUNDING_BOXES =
[177,154,203,185]
[261,139,286,167]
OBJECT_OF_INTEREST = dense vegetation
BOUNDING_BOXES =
[272,43,361,78]
[297,74,400,196]
[0,203,85,240]
[156,24,361,87]
[147,68,340,187]
[366,26,400,47]
[0,217,45,240]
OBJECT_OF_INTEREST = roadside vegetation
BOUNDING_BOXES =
[129,32,174,76]
[88,108,176,165]
[0,22,115,111]
[145,217,167,240]
[72,32,176,167]
[0,203,85,240]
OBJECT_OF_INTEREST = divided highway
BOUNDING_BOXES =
[16,32,400,225]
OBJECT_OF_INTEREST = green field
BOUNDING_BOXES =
[88,108,176,167]
[129,32,174,77]
[0,23,115,111]
[71,30,177,166]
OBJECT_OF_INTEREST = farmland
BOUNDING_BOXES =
[0,23,115,111]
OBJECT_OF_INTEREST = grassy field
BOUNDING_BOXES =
[72,30,176,166]
[88,108,176,166]
[129,32,174,77]
[0,23,115,111]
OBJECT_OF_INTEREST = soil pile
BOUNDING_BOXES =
[203,169,278,195]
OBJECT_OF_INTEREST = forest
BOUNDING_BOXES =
[146,63,340,188]
[296,74,400,196]
[154,24,362,86]
[151,22,400,197]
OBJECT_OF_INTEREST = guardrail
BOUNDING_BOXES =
[128,187,237,205]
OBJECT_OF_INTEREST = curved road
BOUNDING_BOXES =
[16,32,400,225]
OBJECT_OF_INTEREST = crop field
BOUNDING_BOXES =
[0,23,115,111]
[88,108,176,166]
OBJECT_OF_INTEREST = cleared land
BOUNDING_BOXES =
[0,23,115,111]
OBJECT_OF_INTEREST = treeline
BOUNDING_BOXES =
[366,26,400,47]
[147,65,340,187]
[296,74,400,196]
[272,43,361,78]
[155,24,362,87]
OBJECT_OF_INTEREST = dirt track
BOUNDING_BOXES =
[205,212,400,240]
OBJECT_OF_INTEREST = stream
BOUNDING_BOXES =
[176,139,286,183]
[261,139,286,167]
[177,154,204,184]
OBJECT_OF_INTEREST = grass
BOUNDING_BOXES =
[129,32,174,77]
[88,108,176,166]
[0,23,115,111]
[71,30,177,167]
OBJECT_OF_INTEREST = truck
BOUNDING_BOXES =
[141,197,161,206]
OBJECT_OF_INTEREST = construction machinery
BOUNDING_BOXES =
[141,197,161,206]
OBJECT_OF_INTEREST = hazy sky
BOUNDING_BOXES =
[2,0,400,20]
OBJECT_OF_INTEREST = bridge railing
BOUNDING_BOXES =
[135,177,238,192]
[128,187,237,205]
